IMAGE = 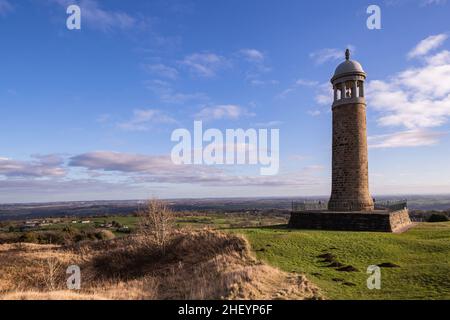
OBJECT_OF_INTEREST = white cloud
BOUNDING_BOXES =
[366,34,450,148]
[143,63,179,80]
[425,50,450,66]
[369,130,446,148]
[368,49,450,129]
[195,105,254,121]
[118,109,177,131]
[180,53,230,77]
[407,34,448,59]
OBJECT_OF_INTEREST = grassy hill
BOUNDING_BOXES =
[1,210,449,300]
[234,222,450,299]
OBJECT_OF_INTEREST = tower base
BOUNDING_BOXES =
[288,209,413,233]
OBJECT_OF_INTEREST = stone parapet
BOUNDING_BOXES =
[288,209,412,233]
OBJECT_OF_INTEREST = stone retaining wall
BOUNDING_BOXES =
[288,209,412,233]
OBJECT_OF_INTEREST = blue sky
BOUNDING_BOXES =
[1,0,450,203]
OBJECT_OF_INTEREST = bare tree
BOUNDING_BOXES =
[138,199,173,253]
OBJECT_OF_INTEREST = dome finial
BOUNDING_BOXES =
[345,49,350,61]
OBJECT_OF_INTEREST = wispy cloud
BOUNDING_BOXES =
[180,52,230,77]
[421,0,447,6]
[118,109,177,131]
[407,33,448,59]
[309,46,354,65]
[238,49,275,86]
[0,151,327,201]
[278,78,319,99]
[50,0,142,32]
[0,0,13,16]
[385,0,447,6]
[143,63,179,80]
[96,113,111,124]
[195,105,254,121]
[295,79,319,86]
[249,79,279,87]
[146,80,208,104]
[69,151,324,187]
[307,110,321,117]
[239,49,265,63]
[0,154,66,177]
[314,82,333,105]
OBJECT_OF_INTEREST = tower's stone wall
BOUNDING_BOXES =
[328,102,374,211]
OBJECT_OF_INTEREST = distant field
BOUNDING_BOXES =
[234,222,450,300]
[45,213,287,230]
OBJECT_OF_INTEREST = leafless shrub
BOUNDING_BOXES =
[42,257,62,291]
[137,199,174,254]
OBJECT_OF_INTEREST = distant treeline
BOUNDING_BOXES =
[410,210,450,222]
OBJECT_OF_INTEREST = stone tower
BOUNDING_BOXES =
[328,49,374,212]
[289,49,412,232]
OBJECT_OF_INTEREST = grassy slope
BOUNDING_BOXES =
[234,222,450,300]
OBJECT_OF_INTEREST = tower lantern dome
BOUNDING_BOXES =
[332,49,365,80]
[330,49,366,107]
[332,58,365,80]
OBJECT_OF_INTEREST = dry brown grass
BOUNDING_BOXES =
[0,230,321,300]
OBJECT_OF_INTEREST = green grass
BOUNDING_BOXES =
[232,222,450,300]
